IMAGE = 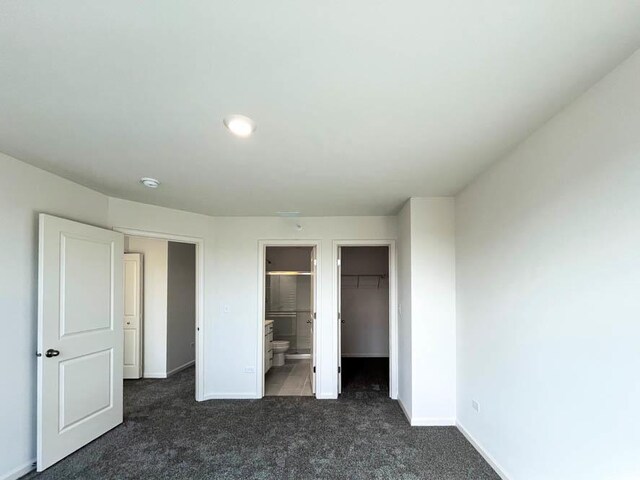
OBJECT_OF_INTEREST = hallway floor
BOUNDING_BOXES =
[24,367,498,480]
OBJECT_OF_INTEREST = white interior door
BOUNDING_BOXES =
[337,246,342,394]
[123,253,143,379]
[37,214,124,471]
[309,247,317,394]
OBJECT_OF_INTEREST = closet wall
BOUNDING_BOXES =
[341,247,389,357]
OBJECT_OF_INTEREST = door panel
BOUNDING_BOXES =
[123,253,143,379]
[38,214,123,471]
[123,329,138,366]
[61,236,112,336]
[59,350,113,431]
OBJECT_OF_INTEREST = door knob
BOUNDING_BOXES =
[45,349,60,358]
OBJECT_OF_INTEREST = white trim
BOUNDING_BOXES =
[203,393,260,400]
[143,372,167,379]
[315,393,337,399]
[257,240,321,398]
[332,240,398,399]
[167,360,195,377]
[398,398,412,424]
[1,460,35,480]
[397,398,455,426]
[113,227,205,402]
[457,422,511,480]
[411,417,456,426]
[341,353,389,358]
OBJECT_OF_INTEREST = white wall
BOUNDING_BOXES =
[0,153,109,479]
[456,50,640,480]
[108,199,397,399]
[167,241,196,373]
[341,247,389,357]
[407,198,457,425]
[396,198,457,425]
[126,236,168,378]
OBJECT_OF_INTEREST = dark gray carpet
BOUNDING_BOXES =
[24,367,499,479]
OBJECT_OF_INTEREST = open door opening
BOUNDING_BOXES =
[338,246,390,395]
[262,245,317,397]
[123,236,197,385]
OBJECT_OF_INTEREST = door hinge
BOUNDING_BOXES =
[338,312,341,320]
[313,366,316,373]
[337,259,341,266]
[338,366,341,373]
[313,312,316,319]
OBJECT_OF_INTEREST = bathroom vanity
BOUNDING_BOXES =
[264,320,273,373]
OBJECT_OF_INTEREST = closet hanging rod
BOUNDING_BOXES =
[266,271,312,276]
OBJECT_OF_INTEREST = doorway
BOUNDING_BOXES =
[115,227,205,401]
[258,241,319,397]
[335,241,398,398]
[123,236,197,384]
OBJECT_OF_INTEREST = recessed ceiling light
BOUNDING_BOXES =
[223,114,256,137]
[140,177,160,188]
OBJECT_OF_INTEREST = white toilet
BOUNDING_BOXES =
[272,340,290,367]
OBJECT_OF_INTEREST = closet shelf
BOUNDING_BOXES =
[341,274,388,289]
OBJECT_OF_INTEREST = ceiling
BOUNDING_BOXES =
[1,1,639,216]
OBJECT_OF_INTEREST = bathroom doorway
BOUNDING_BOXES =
[259,242,319,397]
[336,241,398,398]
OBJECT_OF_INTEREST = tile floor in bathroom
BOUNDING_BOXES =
[265,358,313,396]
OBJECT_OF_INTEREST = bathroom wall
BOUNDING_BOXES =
[340,247,390,357]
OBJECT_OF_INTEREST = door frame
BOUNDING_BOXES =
[257,240,321,398]
[113,227,205,402]
[333,240,398,399]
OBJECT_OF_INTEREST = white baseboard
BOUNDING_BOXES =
[167,360,195,377]
[411,416,455,426]
[1,459,35,480]
[396,399,455,426]
[457,421,511,480]
[203,392,259,400]
[315,393,338,399]
[143,372,167,379]
[397,397,412,424]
